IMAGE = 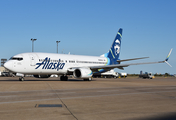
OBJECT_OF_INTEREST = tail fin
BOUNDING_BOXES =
[105,28,123,65]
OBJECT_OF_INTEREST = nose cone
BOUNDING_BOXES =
[4,61,12,71]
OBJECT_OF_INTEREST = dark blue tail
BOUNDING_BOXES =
[103,28,123,65]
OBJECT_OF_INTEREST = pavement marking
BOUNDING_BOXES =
[0,90,176,104]
[0,86,175,94]
[0,98,60,104]
[57,92,76,94]
[97,90,119,92]
[0,92,76,98]
[61,90,176,100]
[37,104,62,107]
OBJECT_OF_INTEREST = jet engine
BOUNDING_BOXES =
[33,75,51,78]
[73,68,92,79]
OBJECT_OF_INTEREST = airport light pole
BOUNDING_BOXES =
[56,41,60,53]
[31,38,37,52]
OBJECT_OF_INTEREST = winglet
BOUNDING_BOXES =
[165,48,173,67]
[165,48,173,61]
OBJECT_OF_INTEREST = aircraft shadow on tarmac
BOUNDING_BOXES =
[24,79,93,82]
[0,77,94,82]
[131,113,176,120]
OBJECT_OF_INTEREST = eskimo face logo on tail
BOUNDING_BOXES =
[35,57,65,71]
[114,45,120,55]
[114,39,120,55]
[115,39,120,44]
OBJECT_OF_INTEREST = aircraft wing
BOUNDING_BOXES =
[68,49,172,72]
[90,49,173,71]
[90,60,166,70]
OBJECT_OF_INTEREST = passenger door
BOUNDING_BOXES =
[29,54,36,66]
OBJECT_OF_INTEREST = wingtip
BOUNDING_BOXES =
[165,48,173,61]
[165,61,172,67]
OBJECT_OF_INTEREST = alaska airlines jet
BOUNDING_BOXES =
[4,28,172,81]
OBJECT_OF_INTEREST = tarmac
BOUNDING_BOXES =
[0,77,176,120]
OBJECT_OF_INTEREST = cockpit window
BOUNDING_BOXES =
[10,57,23,61]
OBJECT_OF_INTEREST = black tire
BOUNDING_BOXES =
[60,76,68,81]
[84,78,92,81]
[19,77,24,81]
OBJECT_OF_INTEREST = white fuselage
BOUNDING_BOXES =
[5,52,109,75]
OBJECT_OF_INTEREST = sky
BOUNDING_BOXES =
[0,0,175,74]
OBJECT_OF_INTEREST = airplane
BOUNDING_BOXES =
[4,28,173,81]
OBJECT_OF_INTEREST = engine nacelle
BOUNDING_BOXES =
[73,68,93,79]
[33,75,51,78]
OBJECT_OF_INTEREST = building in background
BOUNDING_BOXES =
[1,59,7,67]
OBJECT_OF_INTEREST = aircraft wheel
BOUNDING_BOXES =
[19,77,24,81]
[64,76,68,81]
[84,78,92,81]
[60,76,68,81]
[21,77,24,81]
[89,77,92,81]
[60,76,64,81]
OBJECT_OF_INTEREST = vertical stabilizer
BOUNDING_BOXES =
[106,28,123,64]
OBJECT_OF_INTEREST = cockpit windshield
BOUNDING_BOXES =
[10,57,23,61]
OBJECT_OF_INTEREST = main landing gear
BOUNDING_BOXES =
[19,77,24,81]
[60,75,68,81]
[83,77,92,81]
